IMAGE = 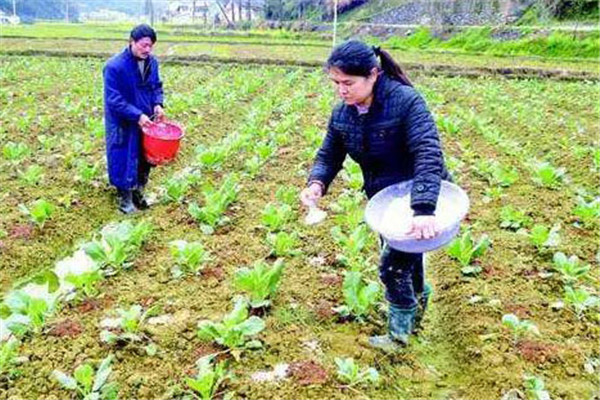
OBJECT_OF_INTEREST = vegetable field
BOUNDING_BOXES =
[0,28,598,400]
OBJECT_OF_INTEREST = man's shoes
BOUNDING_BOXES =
[132,187,149,210]
[117,189,136,214]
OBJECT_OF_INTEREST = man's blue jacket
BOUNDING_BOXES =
[103,46,163,190]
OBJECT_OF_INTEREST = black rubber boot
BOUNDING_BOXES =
[132,186,149,210]
[117,189,136,214]
[368,304,417,351]
[414,282,433,331]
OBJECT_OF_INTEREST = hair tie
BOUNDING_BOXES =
[372,46,381,56]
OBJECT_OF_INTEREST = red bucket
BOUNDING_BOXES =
[142,121,184,166]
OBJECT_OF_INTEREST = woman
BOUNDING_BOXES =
[301,40,451,351]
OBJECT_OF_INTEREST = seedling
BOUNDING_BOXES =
[169,240,211,278]
[244,156,263,178]
[261,203,294,232]
[552,252,590,286]
[234,259,284,308]
[335,357,380,387]
[523,374,550,400]
[188,175,239,234]
[197,298,265,350]
[499,205,532,230]
[502,314,539,344]
[3,283,59,335]
[54,250,103,300]
[331,225,371,270]
[19,199,55,228]
[334,270,380,321]
[83,220,153,272]
[163,176,191,203]
[275,186,299,206]
[2,141,29,164]
[342,160,363,191]
[0,338,20,377]
[100,304,159,344]
[563,286,599,319]
[196,145,228,171]
[266,232,300,257]
[75,161,100,184]
[531,162,565,189]
[529,224,560,251]
[186,355,231,400]
[52,355,118,400]
[18,165,44,186]
[573,197,599,228]
[447,230,491,274]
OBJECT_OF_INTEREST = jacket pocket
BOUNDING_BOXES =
[370,128,396,156]
[110,126,126,146]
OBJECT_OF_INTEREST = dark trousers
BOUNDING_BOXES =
[137,150,153,189]
[379,240,424,309]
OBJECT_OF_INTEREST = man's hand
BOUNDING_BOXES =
[138,114,153,129]
[153,105,165,122]
[406,215,438,240]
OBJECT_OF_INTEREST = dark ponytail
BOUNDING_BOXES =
[327,40,412,87]
[372,46,413,87]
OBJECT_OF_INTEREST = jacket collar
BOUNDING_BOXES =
[123,45,135,60]
[371,73,395,110]
[123,45,151,63]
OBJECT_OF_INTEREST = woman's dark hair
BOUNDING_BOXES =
[326,40,412,87]
[130,24,157,43]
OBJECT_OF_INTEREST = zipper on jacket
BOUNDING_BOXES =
[142,61,150,82]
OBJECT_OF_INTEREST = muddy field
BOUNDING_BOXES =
[0,41,598,400]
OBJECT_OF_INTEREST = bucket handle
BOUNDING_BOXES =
[149,113,169,124]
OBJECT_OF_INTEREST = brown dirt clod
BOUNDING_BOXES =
[517,340,559,364]
[320,273,343,287]
[203,266,225,281]
[313,300,336,321]
[9,224,34,240]
[289,360,329,386]
[48,319,83,338]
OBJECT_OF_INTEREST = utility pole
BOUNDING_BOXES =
[215,0,233,26]
[12,0,16,17]
[65,0,69,23]
[246,0,251,21]
[332,0,338,47]
[145,0,154,26]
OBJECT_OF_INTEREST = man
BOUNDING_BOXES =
[103,24,165,214]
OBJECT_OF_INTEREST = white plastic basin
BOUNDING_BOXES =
[364,180,469,253]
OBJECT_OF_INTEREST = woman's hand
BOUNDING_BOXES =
[407,215,438,240]
[300,182,324,207]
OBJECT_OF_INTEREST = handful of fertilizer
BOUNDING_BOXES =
[304,205,327,226]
